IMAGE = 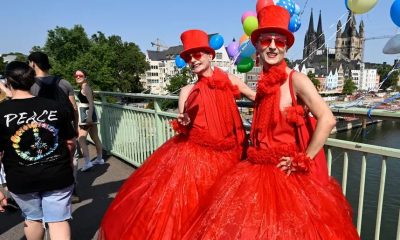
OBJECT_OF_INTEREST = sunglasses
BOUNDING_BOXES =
[74,74,85,78]
[182,52,204,63]
[259,36,287,49]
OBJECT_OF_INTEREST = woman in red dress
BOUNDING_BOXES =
[182,6,360,239]
[99,29,255,240]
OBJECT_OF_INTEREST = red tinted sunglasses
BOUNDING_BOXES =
[259,36,287,49]
[183,52,204,63]
[74,74,84,78]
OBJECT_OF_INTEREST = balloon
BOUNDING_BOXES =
[239,34,249,45]
[243,16,259,36]
[347,0,378,14]
[344,0,350,11]
[294,3,301,15]
[383,34,400,54]
[234,55,242,65]
[227,41,240,58]
[241,11,257,24]
[239,40,256,58]
[256,0,276,13]
[288,14,301,32]
[175,55,186,68]
[391,0,400,28]
[237,57,254,73]
[276,0,296,16]
[209,34,224,50]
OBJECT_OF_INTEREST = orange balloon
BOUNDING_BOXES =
[256,0,275,13]
[239,34,249,45]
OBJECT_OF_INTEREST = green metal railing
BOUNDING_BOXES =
[91,91,399,240]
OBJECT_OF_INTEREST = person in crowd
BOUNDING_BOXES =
[99,29,255,240]
[0,61,76,239]
[28,51,81,203]
[74,69,104,171]
[182,6,359,239]
[0,82,20,211]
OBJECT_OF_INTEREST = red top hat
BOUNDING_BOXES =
[251,5,295,49]
[180,29,215,60]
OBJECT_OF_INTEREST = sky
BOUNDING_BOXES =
[2,0,399,64]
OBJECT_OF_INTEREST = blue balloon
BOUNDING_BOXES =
[294,3,301,15]
[175,55,186,68]
[344,0,350,11]
[289,14,301,32]
[239,40,256,58]
[209,34,224,50]
[391,0,400,28]
[276,0,296,16]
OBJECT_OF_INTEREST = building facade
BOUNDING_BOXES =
[335,11,365,61]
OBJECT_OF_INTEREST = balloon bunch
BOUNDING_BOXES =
[226,0,302,73]
[175,34,225,69]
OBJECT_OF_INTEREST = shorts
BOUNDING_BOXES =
[10,184,74,223]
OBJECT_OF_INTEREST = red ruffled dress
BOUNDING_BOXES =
[99,67,246,240]
[182,65,360,239]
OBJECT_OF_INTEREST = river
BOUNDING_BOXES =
[329,120,400,240]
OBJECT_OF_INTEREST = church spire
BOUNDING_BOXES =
[317,10,323,35]
[307,8,315,33]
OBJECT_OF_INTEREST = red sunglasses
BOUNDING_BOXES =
[74,74,85,78]
[259,36,287,49]
[182,52,204,63]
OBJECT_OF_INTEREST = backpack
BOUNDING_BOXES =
[36,76,75,121]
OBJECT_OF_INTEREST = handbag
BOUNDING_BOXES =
[289,70,329,185]
[78,103,99,125]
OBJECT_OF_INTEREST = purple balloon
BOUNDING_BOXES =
[241,11,257,24]
[227,41,240,58]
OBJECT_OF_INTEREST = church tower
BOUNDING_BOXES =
[303,9,326,61]
[335,11,365,61]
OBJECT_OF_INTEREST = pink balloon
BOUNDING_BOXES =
[241,11,257,24]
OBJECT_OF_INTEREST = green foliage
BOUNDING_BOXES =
[36,25,149,92]
[342,78,357,95]
[307,71,320,89]
[377,64,399,90]
[0,57,5,75]
[159,67,194,110]
[166,67,193,94]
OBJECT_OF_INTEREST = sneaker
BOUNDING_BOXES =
[71,194,81,204]
[81,161,94,172]
[92,159,105,165]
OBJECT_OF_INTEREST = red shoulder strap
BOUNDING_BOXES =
[288,70,297,107]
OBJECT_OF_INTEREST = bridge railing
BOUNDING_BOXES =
[90,91,400,240]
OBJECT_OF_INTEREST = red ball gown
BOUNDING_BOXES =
[182,64,360,240]
[99,67,246,240]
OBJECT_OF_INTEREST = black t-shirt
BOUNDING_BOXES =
[0,97,75,194]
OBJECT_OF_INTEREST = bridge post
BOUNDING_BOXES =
[153,99,164,147]
[99,93,111,151]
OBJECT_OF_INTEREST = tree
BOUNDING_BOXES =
[377,64,399,90]
[37,25,149,92]
[342,78,357,95]
[166,67,193,94]
[160,67,194,110]
[307,71,320,90]
[0,57,5,75]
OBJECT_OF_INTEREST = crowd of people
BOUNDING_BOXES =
[0,52,104,239]
[0,4,360,240]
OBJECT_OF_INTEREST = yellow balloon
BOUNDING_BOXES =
[347,0,378,14]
